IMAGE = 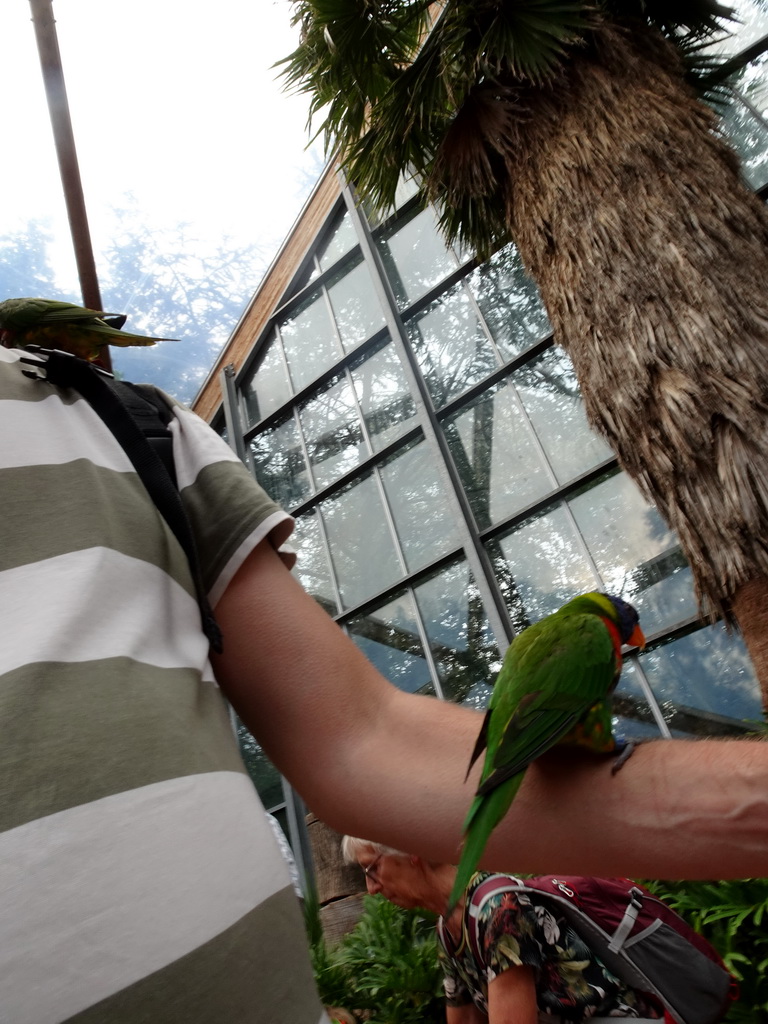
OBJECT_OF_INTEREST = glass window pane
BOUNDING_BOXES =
[444,381,555,530]
[395,173,421,208]
[236,719,283,808]
[279,288,343,392]
[406,280,499,406]
[514,347,613,481]
[379,439,463,572]
[640,624,761,734]
[291,510,339,614]
[364,170,422,226]
[317,209,359,271]
[350,339,418,451]
[466,243,551,361]
[612,661,663,740]
[346,590,434,696]
[327,254,387,352]
[414,562,502,708]
[491,506,599,628]
[321,474,402,608]
[249,414,311,509]
[377,205,459,308]
[299,375,366,490]
[720,53,768,190]
[568,472,697,635]
[242,330,293,426]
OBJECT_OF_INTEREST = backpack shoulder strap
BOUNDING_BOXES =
[107,379,177,484]
[21,347,223,653]
[466,875,525,968]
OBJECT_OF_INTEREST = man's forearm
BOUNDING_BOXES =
[214,540,768,881]
[325,683,768,880]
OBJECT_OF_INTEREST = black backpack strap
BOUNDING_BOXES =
[21,347,223,654]
[107,379,177,485]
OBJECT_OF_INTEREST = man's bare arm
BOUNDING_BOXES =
[212,540,768,880]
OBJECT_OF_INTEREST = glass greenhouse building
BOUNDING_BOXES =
[192,11,768,869]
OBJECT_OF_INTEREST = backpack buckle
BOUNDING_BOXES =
[19,346,114,381]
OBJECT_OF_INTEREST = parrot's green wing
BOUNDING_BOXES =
[449,593,639,914]
[476,611,618,796]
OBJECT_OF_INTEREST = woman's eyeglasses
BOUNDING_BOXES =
[363,855,382,883]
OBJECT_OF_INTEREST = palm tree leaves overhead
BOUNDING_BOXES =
[604,0,735,39]
[281,0,735,254]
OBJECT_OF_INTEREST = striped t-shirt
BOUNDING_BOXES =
[0,347,328,1024]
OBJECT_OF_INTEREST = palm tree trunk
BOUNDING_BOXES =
[731,578,768,713]
[504,20,768,708]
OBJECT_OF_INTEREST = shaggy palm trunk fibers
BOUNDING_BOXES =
[505,21,768,707]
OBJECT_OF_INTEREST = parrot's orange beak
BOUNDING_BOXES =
[628,624,646,650]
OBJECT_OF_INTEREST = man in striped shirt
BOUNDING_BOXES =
[1,345,767,1023]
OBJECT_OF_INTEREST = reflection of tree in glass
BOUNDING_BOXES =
[279,287,343,393]
[641,623,762,731]
[415,561,501,706]
[718,57,768,189]
[375,205,458,308]
[236,719,284,809]
[569,471,696,634]
[346,596,433,696]
[514,346,580,402]
[344,563,501,706]
[406,282,498,407]
[326,256,386,351]
[467,243,551,361]
[350,340,417,451]
[290,511,338,613]
[321,472,402,609]
[243,331,293,426]
[514,348,613,484]
[379,439,462,572]
[444,383,502,531]
[444,346,611,534]
[249,415,311,510]
[300,375,365,489]
[494,504,598,625]
[487,541,530,635]
[317,210,359,272]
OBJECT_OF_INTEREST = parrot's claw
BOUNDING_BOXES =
[611,738,635,774]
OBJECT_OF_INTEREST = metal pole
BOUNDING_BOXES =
[28,0,112,370]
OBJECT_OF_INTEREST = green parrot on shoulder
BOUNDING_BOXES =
[447,591,645,912]
[0,297,176,362]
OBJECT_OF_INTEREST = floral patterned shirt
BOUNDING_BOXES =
[437,874,662,1020]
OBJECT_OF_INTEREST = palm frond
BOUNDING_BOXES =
[280,0,742,251]
[473,0,600,82]
[604,0,737,41]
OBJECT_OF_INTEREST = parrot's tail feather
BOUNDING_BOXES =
[446,776,523,914]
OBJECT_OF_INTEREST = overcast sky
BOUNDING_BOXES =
[0,0,325,306]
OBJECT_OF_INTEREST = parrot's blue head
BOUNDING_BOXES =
[602,593,645,648]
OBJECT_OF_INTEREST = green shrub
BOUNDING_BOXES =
[305,891,444,1024]
[645,878,768,1023]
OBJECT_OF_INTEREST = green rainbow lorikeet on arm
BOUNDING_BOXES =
[447,591,645,912]
[0,297,176,362]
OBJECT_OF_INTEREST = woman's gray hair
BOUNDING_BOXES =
[340,835,408,865]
